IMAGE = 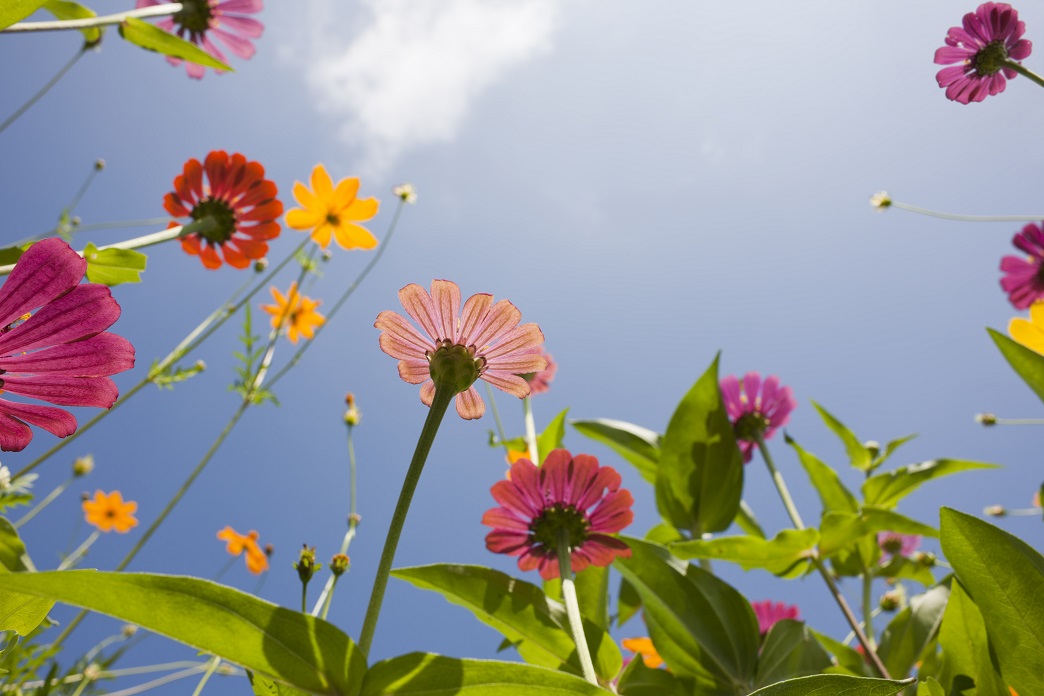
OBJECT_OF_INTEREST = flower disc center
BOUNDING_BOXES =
[974,40,1010,76]
[530,505,589,551]
[734,412,770,441]
[428,342,482,394]
[173,0,215,34]
[191,198,237,245]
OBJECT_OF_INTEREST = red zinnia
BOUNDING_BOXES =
[164,150,282,270]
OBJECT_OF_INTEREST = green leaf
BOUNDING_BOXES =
[871,435,918,471]
[656,355,743,535]
[617,578,641,627]
[819,508,937,557]
[0,572,53,636]
[811,401,873,472]
[753,620,832,689]
[786,434,859,514]
[361,654,612,695]
[937,580,1007,696]
[670,529,819,578]
[119,17,233,71]
[0,517,35,572]
[877,583,949,680]
[43,0,101,44]
[941,507,1044,696]
[392,564,621,683]
[863,461,996,509]
[0,0,50,29]
[747,674,915,695]
[0,571,364,695]
[82,243,147,285]
[735,500,766,539]
[572,419,660,484]
[249,673,310,696]
[811,630,872,678]
[916,677,944,696]
[989,327,1044,407]
[876,556,936,588]
[0,246,26,266]
[616,657,688,696]
[537,409,569,465]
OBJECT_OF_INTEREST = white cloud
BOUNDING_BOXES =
[301,0,558,172]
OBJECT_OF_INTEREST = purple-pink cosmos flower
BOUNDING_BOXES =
[136,0,264,79]
[934,3,1031,104]
[524,347,557,396]
[483,449,633,580]
[0,239,134,451]
[877,532,921,560]
[375,280,545,420]
[1000,223,1044,309]
[751,600,800,636]
[720,372,796,463]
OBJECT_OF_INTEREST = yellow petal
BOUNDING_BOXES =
[332,177,361,211]
[345,196,379,222]
[333,223,378,250]
[1010,317,1044,355]
[310,223,333,249]
[286,207,324,230]
[292,181,320,211]
[310,164,334,202]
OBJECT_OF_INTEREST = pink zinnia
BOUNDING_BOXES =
[374,280,545,420]
[1000,223,1044,309]
[524,347,556,396]
[751,600,800,636]
[136,0,264,79]
[877,532,921,560]
[483,449,633,580]
[720,372,796,464]
[0,239,135,451]
[934,3,1032,104]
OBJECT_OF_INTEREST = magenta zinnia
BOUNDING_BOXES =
[0,239,134,451]
[720,372,796,463]
[136,0,264,79]
[751,600,800,636]
[877,532,921,560]
[483,449,633,580]
[1000,223,1044,309]
[374,280,545,420]
[934,3,1032,104]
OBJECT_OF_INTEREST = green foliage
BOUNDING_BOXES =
[0,474,36,514]
[231,306,278,406]
[0,246,25,266]
[670,528,819,578]
[150,358,206,390]
[876,583,949,680]
[811,630,872,678]
[937,581,1007,696]
[250,672,310,695]
[812,402,875,472]
[545,565,610,632]
[0,519,52,635]
[863,460,996,509]
[43,1,101,44]
[753,620,832,690]
[616,657,688,696]
[818,508,936,557]
[989,328,1044,406]
[616,578,641,627]
[571,419,660,484]
[747,674,915,695]
[0,517,36,572]
[916,677,944,696]
[786,434,858,515]
[118,17,233,71]
[536,408,569,464]
[0,0,50,29]
[82,243,146,285]
[735,500,767,539]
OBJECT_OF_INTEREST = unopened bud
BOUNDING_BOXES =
[330,554,350,577]
[73,454,95,477]
[879,590,902,612]
[121,624,138,638]
[344,393,361,426]
[348,513,362,526]
[94,159,106,171]
[984,504,1006,517]
[294,545,320,584]
[83,664,101,681]
[869,191,891,210]
[71,216,82,226]
[254,258,269,273]
[80,491,90,502]
[194,359,207,372]
[912,551,937,569]
[975,413,998,426]
[321,250,333,262]
[864,440,880,459]
[264,543,274,558]
[393,183,417,203]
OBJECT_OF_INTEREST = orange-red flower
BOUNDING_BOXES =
[83,491,138,533]
[217,526,268,574]
[285,164,379,251]
[621,637,664,669]
[260,282,325,344]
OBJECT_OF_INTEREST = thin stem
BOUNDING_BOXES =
[14,476,71,528]
[190,657,221,696]
[18,661,209,691]
[358,387,454,657]
[0,48,85,135]
[57,530,100,570]
[992,417,1044,425]
[523,396,538,463]
[754,433,804,530]
[557,530,598,685]
[862,571,875,649]
[2,4,183,32]
[105,666,209,696]
[1004,58,1044,91]
[484,383,509,447]
[312,425,360,618]
[889,200,1044,223]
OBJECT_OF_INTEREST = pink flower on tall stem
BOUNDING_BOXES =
[483,449,633,580]
[136,0,264,79]
[934,3,1031,104]
[1001,223,1044,309]
[374,280,545,420]
[524,347,557,395]
[720,372,796,463]
[877,532,921,560]
[751,600,800,636]
[0,239,135,451]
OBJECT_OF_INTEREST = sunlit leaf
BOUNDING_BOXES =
[877,583,949,680]
[0,0,50,29]
[537,409,569,465]
[617,578,641,628]
[811,401,872,472]
[863,460,996,509]
[571,419,660,484]
[119,17,233,70]
[989,328,1044,407]
[747,674,914,695]
[753,620,832,689]
[735,500,766,539]
[83,243,147,285]
[43,0,101,44]
[249,673,310,696]
[616,657,688,696]
[670,529,819,578]
[819,508,937,557]
[937,580,1007,696]
[786,434,858,515]
[916,677,944,696]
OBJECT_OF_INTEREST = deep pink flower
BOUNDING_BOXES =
[751,600,800,636]
[524,347,556,396]
[934,3,1031,104]
[720,372,796,463]
[136,0,264,79]
[374,280,545,420]
[877,532,921,560]
[1000,223,1044,309]
[482,449,633,580]
[0,239,135,451]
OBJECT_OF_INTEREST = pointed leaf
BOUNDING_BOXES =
[871,435,917,471]
[786,434,858,514]
[0,0,50,29]
[819,508,937,557]
[83,243,147,285]
[0,517,35,572]
[43,1,101,43]
[938,580,1008,696]
[0,585,53,636]
[877,583,949,680]
[670,529,819,578]
[863,461,996,509]
[736,500,766,539]
[119,17,233,70]
[811,630,873,678]
[989,328,1044,407]
[753,620,832,689]
[537,409,569,465]
[811,402,872,472]
[572,419,660,484]
[916,677,944,696]
[748,674,915,695]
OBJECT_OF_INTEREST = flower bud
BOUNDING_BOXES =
[975,413,997,426]
[393,183,417,203]
[121,624,138,638]
[348,513,362,526]
[294,545,320,584]
[344,392,361,426]
[330,554,350,577]
[912,551,937,569]
[264,543,274,558]
[864,440,880,460]
[879,590,902,612]
[73,454,95,477]
[94,159,106,171]
[254,258,269,273]
[984,504,1006,517]
[869,191,891,209]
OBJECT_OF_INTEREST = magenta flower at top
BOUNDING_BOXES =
[720,372,796,463]
[751,600,800,636]
[375,280,546,420]
[934,3,1031,104]
[483,449,633,580]
[1000,223,1044,309]
[0,239,135,451]
[524,347,557,396]
[136,0,264,79]
[877,532,921,560]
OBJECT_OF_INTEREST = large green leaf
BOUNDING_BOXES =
[43,0,101,43]
[862,460,995,510]
[989,328,1044,406]
[571,419,660,484]
[250,673,310,696]
[916,677,944,696]
[616,656,688,696]
[543,564,611,632]
[670,529,819,578]
[753,620,832,689]
[941,508,1044,695]
[0,571,364,695]
[656,356,743,535]
[786,434,858,514]
[392,564,621,683]
[747,674,914,695]
[0,0,49,29]
[937,581,1007,696]
[819,508,937,557]
[617,578,641,627]
[119,17,233,70]
[811,402,873,472]
[0,517,34,572]
[537,409,569,465]
[0,518,51,635]
[361,654,611,695]
[877,583,949,680]
[83,243,147,285]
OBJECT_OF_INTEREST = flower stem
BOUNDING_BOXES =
[1004,59,1044,91]
[2,4,183,32]
[0,47,86,135]
[992,417,1044,425]
[523,396,538,463]
[312,425,360,618]
[357,387,454,657]
[14,476,71,528]
[889,200,1044,222]
[754,433,804,530]
[862,570,876,650]
[556,530,598,685]
[189,656,221,696]
[58,530,99,570]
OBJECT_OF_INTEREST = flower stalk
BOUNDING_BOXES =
[0,47,88,136]
[1003,58,1044,91]
[523,396,538,463]
[557,529,598,685]
[2,4,184,33]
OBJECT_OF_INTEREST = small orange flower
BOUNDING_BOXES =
[217,526,269,574]
[261,282,325,344]
[82,491,138,533]
[622,637,665,669]
[285,164,379,251]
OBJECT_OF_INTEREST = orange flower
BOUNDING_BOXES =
[285,164,379,251]
[622,637,665,669]
[82,491,138,533]
[261,282,325,344]
[217,526,269,574]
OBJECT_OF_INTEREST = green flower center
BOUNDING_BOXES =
[173,0,215,34]
[733,412,770,441]
[427,341,483,394]
[974,40,1010,76]
[530,504,589,551]
[191,198,237,246]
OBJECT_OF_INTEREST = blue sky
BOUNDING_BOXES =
[4,1,1044,691]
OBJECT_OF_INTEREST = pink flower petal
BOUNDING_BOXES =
[0,239,85,329]
[1,333,134,376]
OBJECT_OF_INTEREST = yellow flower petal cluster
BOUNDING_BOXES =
[621,637,665,669]
[1009,302,1044,354]
[83,490,139,533]
[286,164,379,250]
[261,282,326,344]
[217,526,269,574]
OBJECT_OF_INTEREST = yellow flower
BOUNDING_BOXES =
[217,526,269,574]
[83,490,139,533]
[622,637,665,669]
[261,282,326,344]
[286,164,379,251]
[1009,301,1044,354]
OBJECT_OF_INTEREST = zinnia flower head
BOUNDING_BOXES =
[374,280,546,420]
[482,449,633,580]
[261,282,325,344]
[165,151,282,270]
[83,490,139,533]
[1009,301,1044,354]
[934,3,1032,104]
[621,637,664,669]
[0,239,135,452]
[877,531,921,559]
[136,0,264,79]
[217,526,268,574]
[1001,223,1044,309]
[286,164,379,251]
[523,347,557,396]
[720,372,796,463]
[751,600,800,636]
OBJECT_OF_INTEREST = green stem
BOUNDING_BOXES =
[483,383,509,447]
[0,47,86,135]
[557,530,598,685]
[1004,58,1044,91]
[523,396,538,463]
[890,200,1044,222]
[58,530,99,570]
[190,656,221,696]
[754,433,805,530]
[301,583,309,614]
[14,476,71,528]
[358,387,454,657]
[2,3,183,32]
[992,417,1044,425]
[312,425,360,617]
[862,571,876,650]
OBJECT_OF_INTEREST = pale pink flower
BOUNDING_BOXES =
[524,347,556,395]
[877,532,921,560]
